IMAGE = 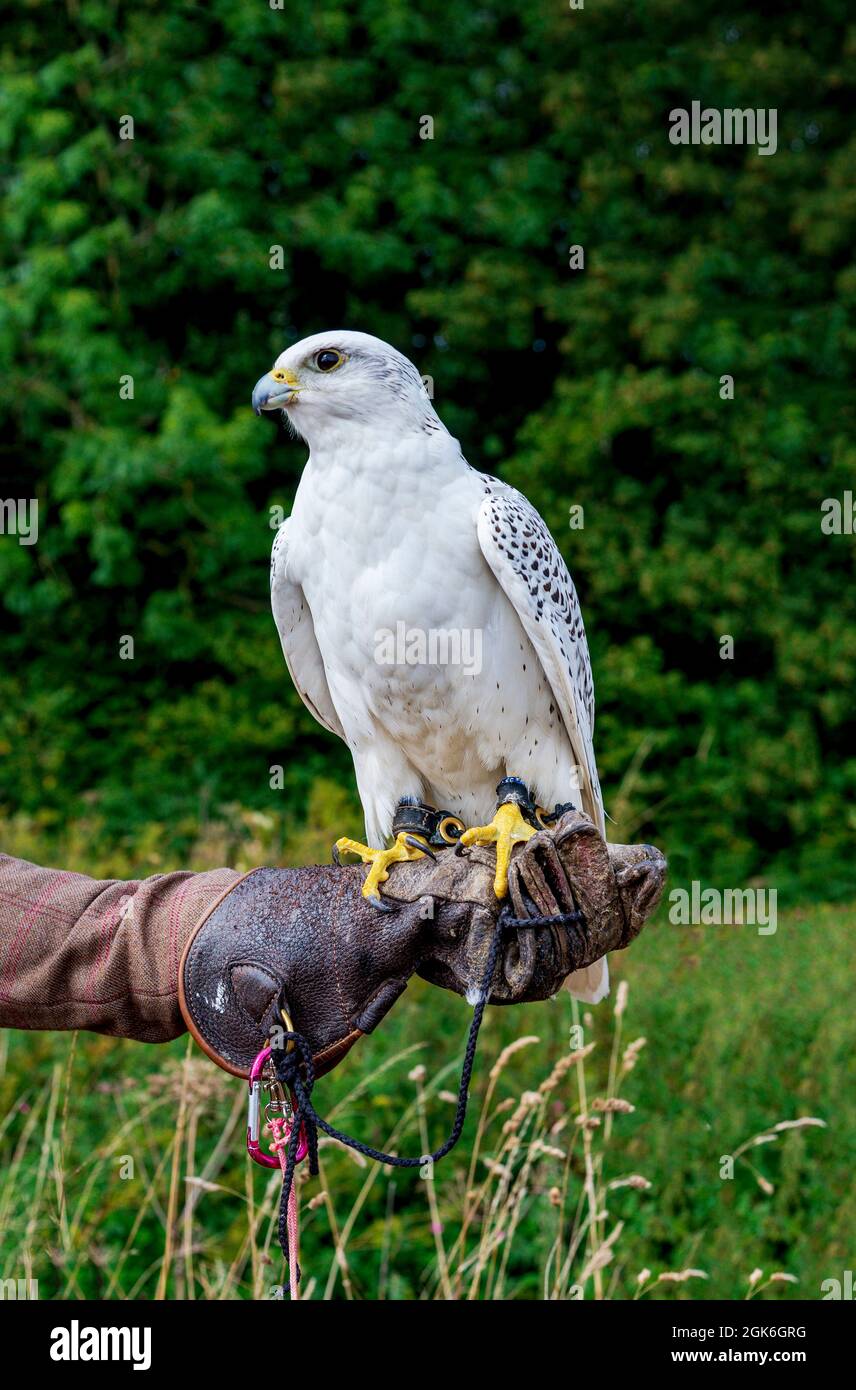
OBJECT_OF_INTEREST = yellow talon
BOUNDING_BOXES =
[334,832,430,903]
[458,802,536,898]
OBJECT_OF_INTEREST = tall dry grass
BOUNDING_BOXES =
[0,978,824,1301]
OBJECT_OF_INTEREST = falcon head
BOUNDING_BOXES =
[251,329,441,443]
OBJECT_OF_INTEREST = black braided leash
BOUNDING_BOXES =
[271,903,583,1275]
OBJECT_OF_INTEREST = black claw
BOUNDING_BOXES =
[454,839,468,858]
[368,893,395,914]
[405,836,436,860]
[331,844,342,866]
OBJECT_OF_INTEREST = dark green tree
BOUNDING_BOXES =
[1,0,854,895]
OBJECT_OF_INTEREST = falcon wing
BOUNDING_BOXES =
[270,519,346,742]
[476,484,604,832]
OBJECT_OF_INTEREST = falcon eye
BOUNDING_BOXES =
[315,349,343,372]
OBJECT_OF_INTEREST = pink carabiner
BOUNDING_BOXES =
[247,1045,308,1168]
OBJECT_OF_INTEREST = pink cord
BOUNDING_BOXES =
[270,1115,301,1301]
[286,1183,300,1302]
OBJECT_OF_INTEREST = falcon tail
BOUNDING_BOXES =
[564,956,610,1004]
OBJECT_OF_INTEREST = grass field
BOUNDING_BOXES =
[1,819,851,1299]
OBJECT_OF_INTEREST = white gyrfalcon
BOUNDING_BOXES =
[253,330,607,1002]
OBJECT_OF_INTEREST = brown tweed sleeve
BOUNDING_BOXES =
[0,852,240,1043]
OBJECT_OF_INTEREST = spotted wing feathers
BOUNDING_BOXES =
[476,484,604,831]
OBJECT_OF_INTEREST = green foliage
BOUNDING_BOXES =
[1,0,855,896]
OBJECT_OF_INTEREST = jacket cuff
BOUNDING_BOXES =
[0,852,239,1042]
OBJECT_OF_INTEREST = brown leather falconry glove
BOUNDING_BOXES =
[178,811,666,1078]
[0,814,664,1078]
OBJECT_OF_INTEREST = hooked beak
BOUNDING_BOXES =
[252,372,298,414]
